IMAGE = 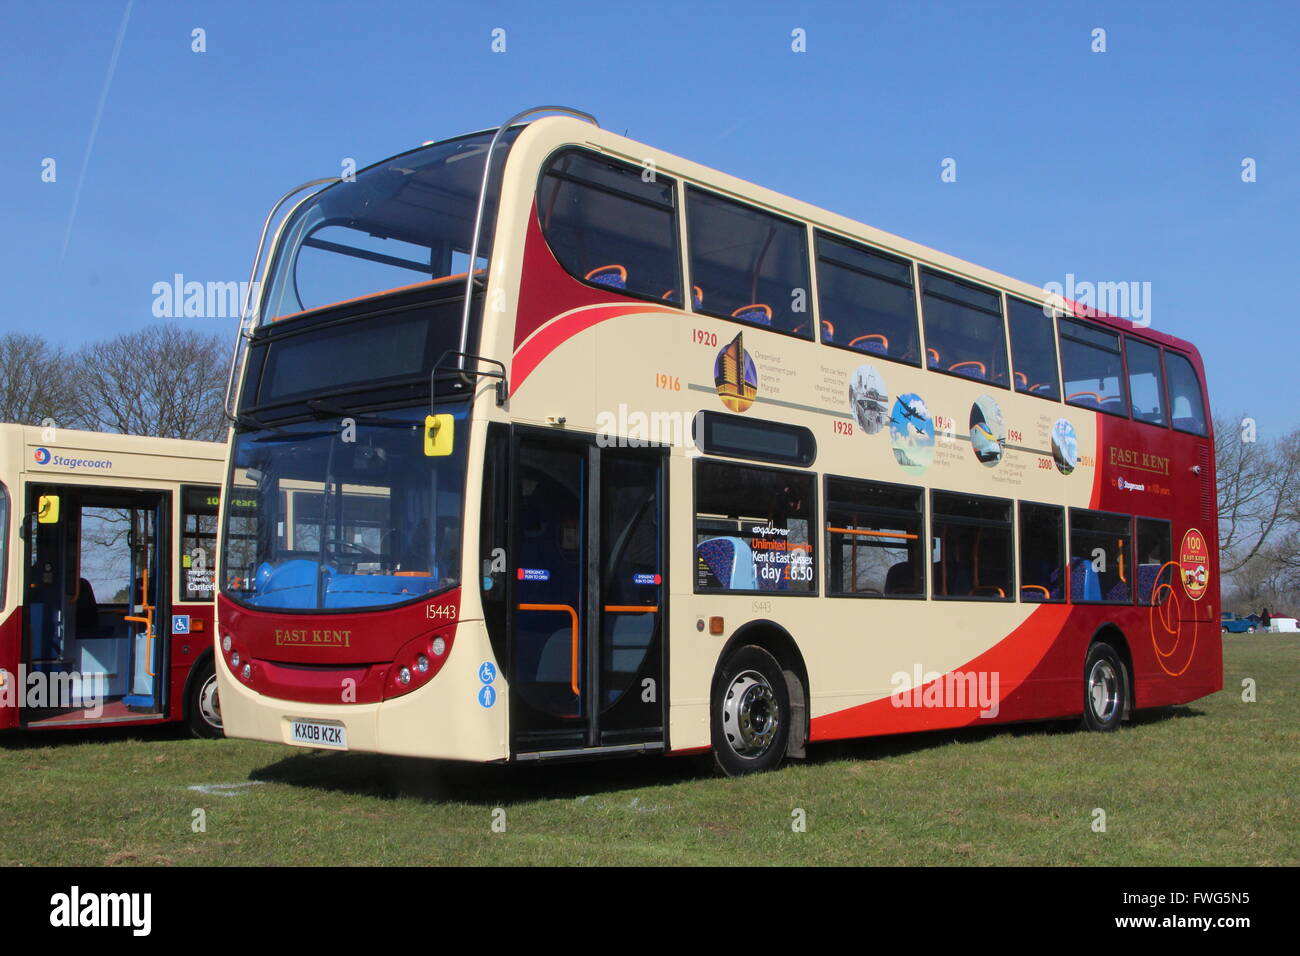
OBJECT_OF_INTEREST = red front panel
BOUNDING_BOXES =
[216,589,462,705]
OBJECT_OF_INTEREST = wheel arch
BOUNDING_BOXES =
[181,646,217,721]
[1087,622,1134,720]
[713,619,810,758]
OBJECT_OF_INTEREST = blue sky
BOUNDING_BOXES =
[4,0,1297,435]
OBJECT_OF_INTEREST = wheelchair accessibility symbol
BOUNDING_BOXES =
[478,662,496,684]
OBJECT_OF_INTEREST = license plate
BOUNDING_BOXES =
[290,718,347,749]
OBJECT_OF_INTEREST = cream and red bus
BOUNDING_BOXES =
[215,108,1219,774]
[0,425,226,737]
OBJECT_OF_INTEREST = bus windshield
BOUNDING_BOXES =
[260,128,520,322]
[220,406,467,611]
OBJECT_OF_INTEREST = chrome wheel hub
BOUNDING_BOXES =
[199,674,223,729]
[1088,659,1119,723]
[722,670,779,758]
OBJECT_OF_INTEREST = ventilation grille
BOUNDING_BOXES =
[1199,445,1212,521]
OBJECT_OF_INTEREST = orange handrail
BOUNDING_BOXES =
[604,605,660,613]
[519,603,580,696]
[1021,585,1050,599]
[827,527,918,540]
[123,565,155,677]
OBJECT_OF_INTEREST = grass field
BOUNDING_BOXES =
[1,634,1295,866]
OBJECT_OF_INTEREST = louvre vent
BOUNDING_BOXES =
[1199,445,1212,521]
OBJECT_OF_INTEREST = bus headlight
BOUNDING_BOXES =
[383,627,456,700]
[222,635,232,653]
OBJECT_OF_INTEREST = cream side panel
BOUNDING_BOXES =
[510,309,1101,727]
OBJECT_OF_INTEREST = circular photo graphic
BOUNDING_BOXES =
[849,364,888,434]
[714,331,758,413]
[1051,418,1078,475]
[889,393,935,475]
[969,396,1006,467]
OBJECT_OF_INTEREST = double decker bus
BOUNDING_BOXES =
[216,107,1219,774]
[0,425,226,737]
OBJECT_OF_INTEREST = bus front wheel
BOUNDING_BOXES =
[711,645,790,776]
[187,657,224,739]
[1081,642,1126,733]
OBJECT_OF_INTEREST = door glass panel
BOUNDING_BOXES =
[598,452,663,739]
[513,443,586,726]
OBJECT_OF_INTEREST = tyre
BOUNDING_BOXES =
[1081,642,1126,732]
[711,645,790,775]
[186,656,224,739]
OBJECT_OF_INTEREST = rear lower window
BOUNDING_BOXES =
[1069,510,1132,604]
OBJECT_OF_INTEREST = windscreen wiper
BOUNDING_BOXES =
[306,398,418,427]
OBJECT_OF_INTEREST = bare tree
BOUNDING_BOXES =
[70,324,230,442]
[0,333,78,426]
[1214,414,1300,575]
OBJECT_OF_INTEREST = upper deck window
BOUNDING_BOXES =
[1125,337,1167,426]
[1165,350,1208,436]
[686,187,812,338]
[537,149,682,303]
[920,270,1009,386]
[1007,296,1062,400]
[814,232,919,364]
[1059,318,1128,417]
[260,129,519,322]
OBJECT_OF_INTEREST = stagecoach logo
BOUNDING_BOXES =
[274,628,352,647]
[32,447,112,470]
[1108,445,1170,476]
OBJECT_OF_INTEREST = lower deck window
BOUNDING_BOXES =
[1136,518,1172,605]
[694,461,815,593]
[1070,510,1133,604]
[825,477,923,597]
[931,491,1013,600]
[1019,502,1064,602]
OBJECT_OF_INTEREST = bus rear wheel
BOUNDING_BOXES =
[187,657,224,739]
[1081,642,1126,733]
[711,645,790,776]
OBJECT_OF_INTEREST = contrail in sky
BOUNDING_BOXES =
[60,0,134,262]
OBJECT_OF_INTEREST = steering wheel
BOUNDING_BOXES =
[323,537,377,558]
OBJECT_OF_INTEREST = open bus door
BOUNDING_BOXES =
[22,485,170,727]
[505,430,667,759]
